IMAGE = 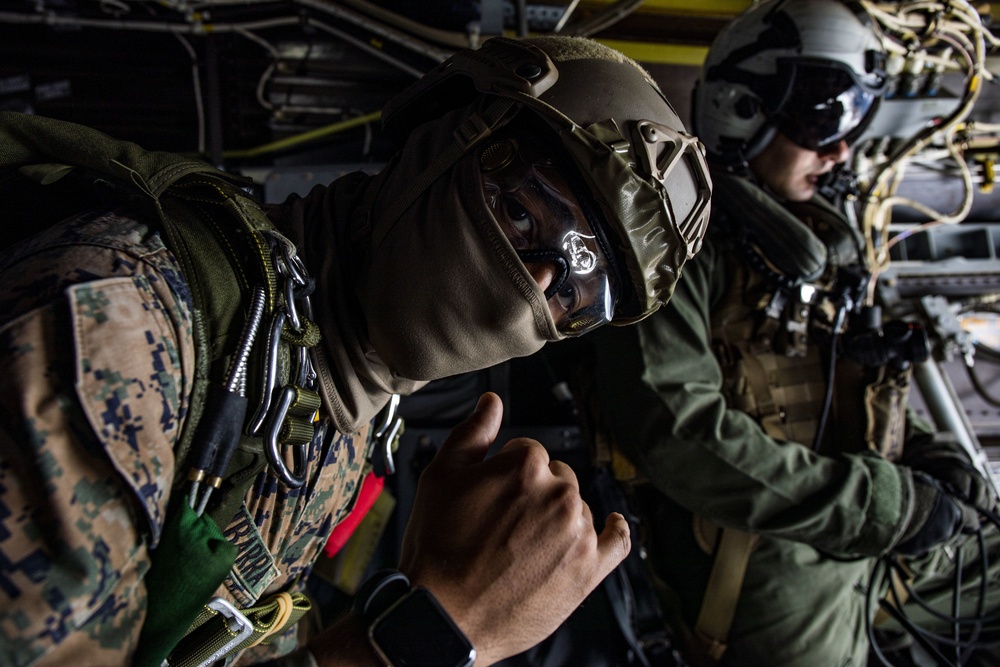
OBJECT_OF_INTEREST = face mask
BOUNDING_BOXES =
[356,108,558,381]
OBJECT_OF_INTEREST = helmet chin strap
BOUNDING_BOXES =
[742,124,778,164]
[515,248,570,300]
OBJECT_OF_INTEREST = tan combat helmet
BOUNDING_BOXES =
[381,35,712,329]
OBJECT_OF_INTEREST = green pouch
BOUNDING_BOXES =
[133,503,238,667]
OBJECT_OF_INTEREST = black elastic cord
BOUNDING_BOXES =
[866,494,1000,666]
[813,303,848,450]
[516,248,570,300]
[965,347,1000,408]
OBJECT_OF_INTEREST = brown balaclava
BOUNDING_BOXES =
[356,103,559,382]
[271,104,556,433]
[274,35,713,432]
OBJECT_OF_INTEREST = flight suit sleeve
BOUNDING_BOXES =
[0,253,192,665]
[593,239,911,558]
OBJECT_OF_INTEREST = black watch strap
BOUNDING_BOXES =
[353,569,476,667]
[353,569,412,624]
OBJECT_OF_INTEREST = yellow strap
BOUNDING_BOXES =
[874,561,914,627]
[247,592,296,648]
[693,524,760,663]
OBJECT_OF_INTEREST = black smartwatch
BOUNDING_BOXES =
[354,569,476,667]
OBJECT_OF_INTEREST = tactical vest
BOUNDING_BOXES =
[706,171,910,455]
[682,172,914,663]
[1,111,327,666]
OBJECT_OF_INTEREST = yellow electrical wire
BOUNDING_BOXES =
[222,111,383,159]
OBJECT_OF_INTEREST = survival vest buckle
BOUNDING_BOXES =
[173,597,254,667]
[206,598,254,663]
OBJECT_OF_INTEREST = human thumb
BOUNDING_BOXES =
[595,512,632,573]
[435,392,505,467]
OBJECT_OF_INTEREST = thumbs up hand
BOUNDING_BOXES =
[398,392,630,665]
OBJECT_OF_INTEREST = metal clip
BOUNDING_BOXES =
[248,309,287,436]
[371,394,403,477]
[264,386,310,488]
[193,598,255,667]
[280,247,313,333]
[242,232,321,489]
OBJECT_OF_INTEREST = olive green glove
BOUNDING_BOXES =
[902,433,996,511]
[894,471,977,557]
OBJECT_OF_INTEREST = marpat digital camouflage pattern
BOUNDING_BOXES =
[0,209,367,666]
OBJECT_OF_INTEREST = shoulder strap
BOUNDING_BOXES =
[692,523,760,664]
[0,111,248,197]
[592,466,687,667]
[0,111,279,476]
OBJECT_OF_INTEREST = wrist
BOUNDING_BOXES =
[272,645,320,667]
[354,570,476,667]
[303,613,381,667]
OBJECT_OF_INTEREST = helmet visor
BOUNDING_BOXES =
[480,137,618,337]
[771,60,879,151]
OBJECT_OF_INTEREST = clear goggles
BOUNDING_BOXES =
[770,59,883,151]
[479,137,619,337]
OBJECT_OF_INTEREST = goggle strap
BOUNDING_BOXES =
[516,248,570,300]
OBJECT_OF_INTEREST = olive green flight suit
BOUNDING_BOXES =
[579,206,1000,666]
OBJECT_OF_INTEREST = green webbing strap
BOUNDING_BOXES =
[133,503,238,667]
[156,192,278,470]
[167,591,312,667]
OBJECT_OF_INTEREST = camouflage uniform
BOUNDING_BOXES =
[0,208,368,666]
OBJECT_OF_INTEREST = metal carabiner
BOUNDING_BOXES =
[248,308,287,436]
[371,394,403,477]
[263,386,310,489]
[277,242,314,333]
[245,232,322,488]
[284,277,303,332]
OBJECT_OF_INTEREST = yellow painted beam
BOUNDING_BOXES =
[581,0,752,16]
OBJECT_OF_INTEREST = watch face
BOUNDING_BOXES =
[370,588,476,667]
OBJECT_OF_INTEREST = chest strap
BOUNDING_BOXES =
[691,521,760,663]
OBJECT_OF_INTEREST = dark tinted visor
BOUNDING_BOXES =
[771,60,879,151]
